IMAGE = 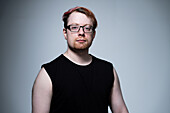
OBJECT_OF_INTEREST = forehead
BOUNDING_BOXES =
[67,12,92,25]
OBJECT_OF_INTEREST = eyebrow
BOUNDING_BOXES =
[69,23,92,26]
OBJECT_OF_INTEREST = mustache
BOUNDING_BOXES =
[75,37,87,41]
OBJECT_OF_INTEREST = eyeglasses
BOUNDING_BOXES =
[66,24,94,33]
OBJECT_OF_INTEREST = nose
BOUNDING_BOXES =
[78,27,85,35]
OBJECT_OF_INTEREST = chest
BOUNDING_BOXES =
[52,64,114,100]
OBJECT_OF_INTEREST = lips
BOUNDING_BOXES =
[76,39,87,43]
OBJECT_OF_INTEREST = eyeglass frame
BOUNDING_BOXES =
[66,24,94,33]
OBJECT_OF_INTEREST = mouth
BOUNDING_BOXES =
[76,39,87,43]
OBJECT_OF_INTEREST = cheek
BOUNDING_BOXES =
[67,32,78,38]
[67,35,76,44]
[87,34,94,41]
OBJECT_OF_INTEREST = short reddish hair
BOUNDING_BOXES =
[62,6,98,30]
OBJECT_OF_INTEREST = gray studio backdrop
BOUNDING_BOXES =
[0,0,170,113]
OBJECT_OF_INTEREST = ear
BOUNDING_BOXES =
[63,28,67,40]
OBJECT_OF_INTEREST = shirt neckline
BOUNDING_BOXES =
[61,54,94,68]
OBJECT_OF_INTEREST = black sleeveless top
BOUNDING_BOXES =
[42,54,114,113]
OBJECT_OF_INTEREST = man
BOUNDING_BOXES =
[32,6,129,113]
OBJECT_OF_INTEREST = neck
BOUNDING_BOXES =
[63,48,92,66]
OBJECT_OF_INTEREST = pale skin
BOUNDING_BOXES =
[32,12,129,113]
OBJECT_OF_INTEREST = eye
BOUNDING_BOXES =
[85,26,91,31]
[71,26,79,30]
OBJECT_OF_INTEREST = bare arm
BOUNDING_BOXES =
[32,67,52,113]
[110,68,129,113]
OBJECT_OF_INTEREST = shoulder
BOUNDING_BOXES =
[41,54,64,75]
[92,55,114,73]
[92,55,113,67]
[92,55,115,84]
[41,54,63,68]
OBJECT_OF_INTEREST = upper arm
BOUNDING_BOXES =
[32,67,52,113]
[110,67,129,113]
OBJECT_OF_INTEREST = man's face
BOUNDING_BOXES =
[63,12,95,51]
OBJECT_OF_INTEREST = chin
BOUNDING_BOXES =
[74,43,91,50]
